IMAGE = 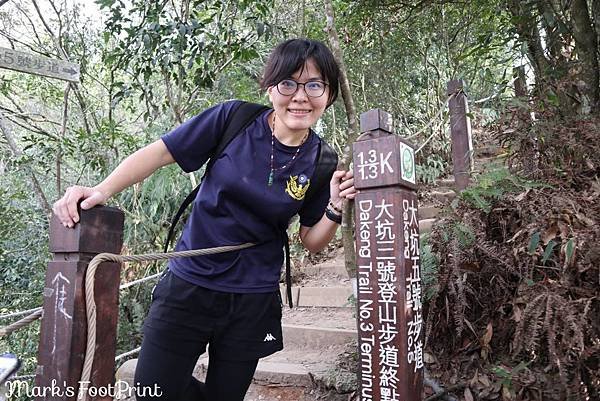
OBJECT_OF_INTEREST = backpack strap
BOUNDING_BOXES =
[304,139,338,204]
[206,102,271,172]
[163,101,270,253]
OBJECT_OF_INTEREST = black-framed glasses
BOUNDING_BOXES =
[276,79,328,98]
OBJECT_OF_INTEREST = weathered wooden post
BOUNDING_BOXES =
[353,109,423,401]
[36,206,123,400]
[447,79,473,191]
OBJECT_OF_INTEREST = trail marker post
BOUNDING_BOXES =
[36,206,123,401]
[447,79,473,191]
[353,109,424,401]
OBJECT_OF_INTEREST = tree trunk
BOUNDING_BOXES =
[324,0,358,279]
[594,0,600,57]
[570,0,600,113]
[507,0,550,93]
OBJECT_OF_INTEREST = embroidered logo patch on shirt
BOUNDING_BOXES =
[285,174,310,201]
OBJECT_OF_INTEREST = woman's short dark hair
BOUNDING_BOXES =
[260,38,340,107]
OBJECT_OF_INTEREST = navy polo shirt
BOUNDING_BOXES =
[161,101,331,293]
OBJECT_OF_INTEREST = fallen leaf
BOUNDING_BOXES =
[512,306,522,322]
[423,352,435,364]
[502,384,513,400]
[514,190,529,202]
[482,322,493,346]
[542,224,559,244]
[464,387,474,401]
[575,213,594,227]
[470,370,479,386]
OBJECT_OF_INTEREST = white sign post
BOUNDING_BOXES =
[0,47,80,83]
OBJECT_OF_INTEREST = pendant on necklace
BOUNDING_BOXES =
[267,171,274,186]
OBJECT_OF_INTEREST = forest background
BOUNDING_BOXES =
[0,0,598,400]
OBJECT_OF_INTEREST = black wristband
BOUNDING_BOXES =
[325,207,342,224]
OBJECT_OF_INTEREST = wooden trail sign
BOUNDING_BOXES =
[0,47,80,83]
[353,109,423,401]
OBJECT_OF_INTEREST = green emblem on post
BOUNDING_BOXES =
[400,142,415,184]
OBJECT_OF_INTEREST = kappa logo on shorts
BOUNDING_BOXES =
[263,333,276,342]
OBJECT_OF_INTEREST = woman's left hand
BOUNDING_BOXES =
[329,170,357,206]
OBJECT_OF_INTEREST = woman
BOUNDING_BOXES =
[53,38,356,400]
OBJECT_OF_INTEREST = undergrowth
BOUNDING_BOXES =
[425,104,600,400]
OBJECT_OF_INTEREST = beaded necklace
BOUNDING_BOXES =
[268,113,309,186]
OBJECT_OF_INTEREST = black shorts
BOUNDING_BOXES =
[143,270,283,361]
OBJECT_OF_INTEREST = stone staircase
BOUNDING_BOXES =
[115,146,506,400]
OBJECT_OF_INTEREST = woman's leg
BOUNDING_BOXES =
[133,324,208,401]
[204,356,259,401]
[134,271,218,401]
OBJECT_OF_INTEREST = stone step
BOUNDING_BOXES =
[301,262,347,279]
[419,218,436,234]
[419,205,442,220]
[475,145,504,158]
[280,285,353,307]
[473,153,508,168]
[430,190,457,203]
[433,177,456,189]
[282,324,356,348]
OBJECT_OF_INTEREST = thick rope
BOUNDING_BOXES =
[114,346,141,362]
[0,271,164,335]
[6,374,36,382]
[119,272,163,290]
[0,309,43,337]
[0,307,43,320]
[80,242,255,401]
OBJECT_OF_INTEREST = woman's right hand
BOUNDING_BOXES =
[52,186,109,228]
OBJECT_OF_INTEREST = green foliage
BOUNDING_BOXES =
[459,165,545,212]
[492,361,529,391]
[419,233,439,301]
[99,0,272,117]
[417,155,448,184]
[0,173,47,376]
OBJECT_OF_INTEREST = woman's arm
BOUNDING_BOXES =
[299,170,356,253]
[53,139,175,227]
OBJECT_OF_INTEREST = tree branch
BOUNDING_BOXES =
[0,111,51,214]
[31,0,59,53]
[57,83,70,195]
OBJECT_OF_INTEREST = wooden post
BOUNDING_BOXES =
[513,66,528,98]
[36,206,124,401]
[447,79,473,191]
[353,109,423,401]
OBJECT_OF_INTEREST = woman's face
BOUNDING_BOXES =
[267,58,329,139]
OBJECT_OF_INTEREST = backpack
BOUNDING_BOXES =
[163,101,338,307]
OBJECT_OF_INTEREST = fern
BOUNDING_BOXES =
[513,289,592,397]
[460,166,546,212]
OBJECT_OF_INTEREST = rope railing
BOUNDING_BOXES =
[405,94,452,141]
[2,261,177,337]
[0,242,255,397]
[6,374,36,382]
[0,307,43,320]
[119,272,163,290]
[0,309,43,337]
[114,347,141,362]
[80,242,256,401]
